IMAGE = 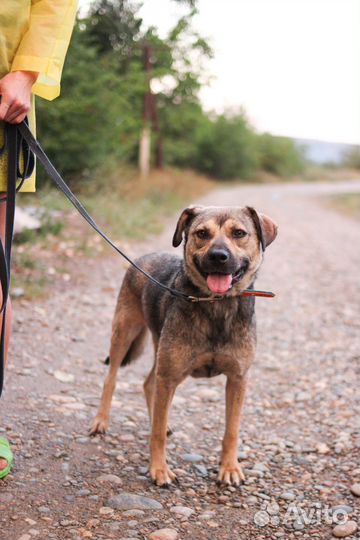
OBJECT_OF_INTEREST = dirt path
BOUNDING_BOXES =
[1,180,359,540]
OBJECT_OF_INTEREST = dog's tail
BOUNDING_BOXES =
[103,327,148,368]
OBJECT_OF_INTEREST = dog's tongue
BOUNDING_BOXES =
[206,274,232,294]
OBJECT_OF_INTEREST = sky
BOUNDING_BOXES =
[140,0,360,144]
[81,0,360,144]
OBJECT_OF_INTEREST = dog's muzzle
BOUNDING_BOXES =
[194,249,250,294]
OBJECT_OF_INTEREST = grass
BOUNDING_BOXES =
[327,192,360,219]
[301,165,359,183]
[22,166,214,239]
[12,166,214,298]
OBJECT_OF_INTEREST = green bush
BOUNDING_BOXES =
[256,133,304,177]
[194,113,259,179]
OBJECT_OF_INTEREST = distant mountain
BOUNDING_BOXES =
[293,138,359,164]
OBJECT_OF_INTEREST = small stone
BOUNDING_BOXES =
[149,528,178,540]
[257,493,271,500]
[86,518,100,528]
[193,464,208,476]
[12,287,25,299]
[37,506,50,514]
[107,493,163,510]
[77,489,90,497]
[350,483,360,497]
[18,535,31,540]
[252,462,269,472]
[99,507,114,515]
[170,506,195,518]
[59,519,73,526]
[49,394,77,404]
[197,388,219,401]
[119,433,135,442]
[24,518,37,526]
[123,509,145,517]
[333,520,358,538]
[97,473,122,485]
[180,453,203,463]
[53,370,75,383]
[207,521,219,528]
[280,491,296,501]
[198,511,216,520]
[316,442,330,454]
[245,468,263,477]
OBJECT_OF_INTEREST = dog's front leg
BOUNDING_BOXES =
[218,375,247,486]
[150,374,177,486]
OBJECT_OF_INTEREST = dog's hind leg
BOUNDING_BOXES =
[90,290,145,436]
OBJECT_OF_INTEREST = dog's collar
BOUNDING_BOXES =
[186,288,275,303]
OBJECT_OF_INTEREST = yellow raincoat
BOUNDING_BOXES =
[0,0,77,192]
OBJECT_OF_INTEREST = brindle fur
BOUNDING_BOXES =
[90,206,278,486]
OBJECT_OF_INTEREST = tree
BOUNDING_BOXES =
[36,24,140,183]
[85,0,142,72]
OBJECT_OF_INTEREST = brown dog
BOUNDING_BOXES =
[90,205,277,486]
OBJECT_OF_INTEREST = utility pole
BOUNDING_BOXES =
[138,42,164,176]
[138,43,152,178]
[152,92,163,169]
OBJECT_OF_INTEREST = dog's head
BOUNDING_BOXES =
[172,205,277,295]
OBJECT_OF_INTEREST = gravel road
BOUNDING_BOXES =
[1,180,359,540]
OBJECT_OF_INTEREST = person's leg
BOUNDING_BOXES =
[0,198,12,473]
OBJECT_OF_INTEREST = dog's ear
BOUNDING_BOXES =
[246,207,278,250]
[172,206,203,247]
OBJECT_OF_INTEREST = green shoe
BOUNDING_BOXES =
[0,437,13,479]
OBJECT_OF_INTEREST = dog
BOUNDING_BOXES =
[90,205,278,486]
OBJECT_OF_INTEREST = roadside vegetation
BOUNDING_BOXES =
[326,193,360,219]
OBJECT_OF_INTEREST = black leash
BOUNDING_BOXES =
[0,120,274,397]
[0,124,17,397]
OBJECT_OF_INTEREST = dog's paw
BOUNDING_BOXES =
[150,463,177,487]
[89,415,109,436]
[217,463,245,486]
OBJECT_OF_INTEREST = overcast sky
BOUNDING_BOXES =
[140,0,360,144]
[81,0,360,144]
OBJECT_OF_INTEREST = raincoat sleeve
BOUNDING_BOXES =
[10,0,77,101]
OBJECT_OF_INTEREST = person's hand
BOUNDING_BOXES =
[0,71,39,124]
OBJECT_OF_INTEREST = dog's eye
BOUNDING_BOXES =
[195,229,209,240]
[232,229,247,239]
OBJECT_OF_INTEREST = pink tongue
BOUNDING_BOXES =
[206,274,232,294]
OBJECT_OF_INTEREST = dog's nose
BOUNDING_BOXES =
[208,248,230,264]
